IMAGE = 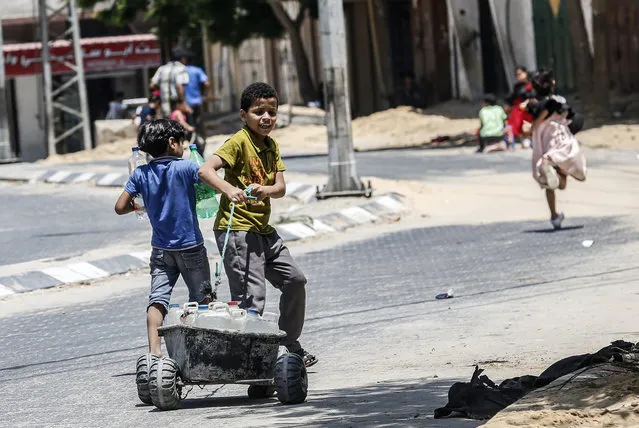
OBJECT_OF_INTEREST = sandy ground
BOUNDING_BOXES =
[579,123,639,150]
[483,365,639,428]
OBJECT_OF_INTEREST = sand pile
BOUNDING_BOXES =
[270,106,477,154]
[483,365,639,428]
[39,106,478,164]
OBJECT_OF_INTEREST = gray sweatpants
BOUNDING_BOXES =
[215,230,307,350]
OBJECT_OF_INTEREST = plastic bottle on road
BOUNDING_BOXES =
[127,147,147,220]
[188,144,219,219]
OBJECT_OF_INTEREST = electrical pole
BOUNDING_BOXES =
[0,20,16,162]
[39,0,92,156]
[317,0,371,199]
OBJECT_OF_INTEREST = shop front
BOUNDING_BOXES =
[2,34,161,160]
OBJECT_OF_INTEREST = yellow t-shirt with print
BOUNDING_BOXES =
[213,126,286,234]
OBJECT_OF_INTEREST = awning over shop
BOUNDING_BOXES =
[3,34,161,78]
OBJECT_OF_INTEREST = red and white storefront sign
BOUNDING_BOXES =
[3,34,161,78]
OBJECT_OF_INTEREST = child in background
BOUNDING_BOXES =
[527,68,586,229]
[476,94,507,153]
[170,98,195,138]
[135,95,160,127]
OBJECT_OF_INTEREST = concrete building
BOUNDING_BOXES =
[1,1,159,161]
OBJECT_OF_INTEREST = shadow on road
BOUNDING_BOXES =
[173,379,483,427]
[523,225,585,234]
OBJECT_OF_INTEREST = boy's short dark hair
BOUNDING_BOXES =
[240,82,279,112]
[483,93,497,105]
[149,95,160,104]
[532,67,554,97]
[138,119,185,158]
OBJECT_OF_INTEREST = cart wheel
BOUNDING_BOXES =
[275,353,308,404]
[135,353,158,405]
[247,384,276,399]
[148,357,182,410]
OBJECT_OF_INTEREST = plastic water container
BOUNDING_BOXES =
[195,302,233,330]
[165,303,183,326]
[229,307,247,331]
[262,311,281,334]
[128,147,148,220]
[243,309,272,334]
[189,144,219,219]
[181,302,199,325]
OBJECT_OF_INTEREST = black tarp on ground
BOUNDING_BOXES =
[434,340,637,420]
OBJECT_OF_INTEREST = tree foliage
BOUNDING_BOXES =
[78,0,285,48]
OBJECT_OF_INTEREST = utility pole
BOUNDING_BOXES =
[39,0,92,156]
[0,20,17,162]
[317,0,371,199]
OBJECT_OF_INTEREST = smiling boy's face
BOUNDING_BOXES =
[240,97,278,139]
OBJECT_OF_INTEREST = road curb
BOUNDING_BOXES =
[0,193,404,296]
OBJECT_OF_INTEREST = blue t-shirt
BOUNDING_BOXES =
[125,157,204,250]
[184,65,208,107]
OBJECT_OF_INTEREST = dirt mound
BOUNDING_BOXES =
[270,106,477,154]
[483,365,639,428]
[38,106,479,164]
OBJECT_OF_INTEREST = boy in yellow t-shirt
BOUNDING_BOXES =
[198,82,316,367]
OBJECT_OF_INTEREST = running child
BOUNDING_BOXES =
[527,68,586,229]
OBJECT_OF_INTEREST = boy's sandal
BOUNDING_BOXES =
[299,350,318,368]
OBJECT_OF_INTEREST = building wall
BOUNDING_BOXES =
[447,0,484,100]
[488,0,537,89]
[13,75,45,161]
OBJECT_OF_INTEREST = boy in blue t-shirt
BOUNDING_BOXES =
[115,119,212,362]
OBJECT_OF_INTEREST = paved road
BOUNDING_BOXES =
[0,183,151,267]
[1,214,637,427]
[283,148,637,182]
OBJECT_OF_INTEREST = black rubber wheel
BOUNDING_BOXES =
[247,384,276,399]
[275,352,308,404]
[148,357,182,410]
[135,354,158,405]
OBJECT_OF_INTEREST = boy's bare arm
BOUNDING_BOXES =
[115,191,135,215]
[252,171,286,201]
[198,155,248,203]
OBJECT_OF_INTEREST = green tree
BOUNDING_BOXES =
[79,0,320,103]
